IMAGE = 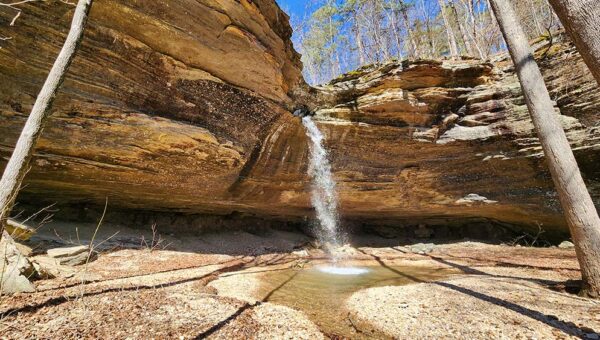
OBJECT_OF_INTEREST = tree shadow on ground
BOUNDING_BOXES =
[357,248,595,339]
[0,254,300,320]
[193,270,300,338]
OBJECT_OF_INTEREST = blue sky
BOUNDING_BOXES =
[276,0,309,19]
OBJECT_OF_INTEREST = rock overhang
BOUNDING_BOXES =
[0,3,598,240]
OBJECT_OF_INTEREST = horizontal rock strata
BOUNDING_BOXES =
[0,2,598,238]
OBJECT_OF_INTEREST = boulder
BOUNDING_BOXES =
[5,219,36,241]
[47,245,91,266]
[407,243,436,255]
[31,256,76,279]
[558,241,575,249]
[0,232,35,294]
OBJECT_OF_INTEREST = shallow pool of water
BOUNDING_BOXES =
[260,263,458,338]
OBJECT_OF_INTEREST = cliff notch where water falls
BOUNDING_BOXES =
[0,1,599,241]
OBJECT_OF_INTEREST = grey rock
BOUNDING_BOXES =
[558,241,575,249]
[292,249,309,258]
[1,231,36,294]
[47,245,92,266]
[409,243,436,254]
[31,256,76,279]
[47,245,88,258]
[455,193,498,205]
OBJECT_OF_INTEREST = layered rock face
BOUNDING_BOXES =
[0,0,305,216]
[296,37,599,237]
[231,35,600,238]
[0,2,598,239]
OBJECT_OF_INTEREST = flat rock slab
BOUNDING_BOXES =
[47,245,89,258]
[31,256,76,279]
[47,245,90,266]
[347,276,600,339]
[5,219,36,241]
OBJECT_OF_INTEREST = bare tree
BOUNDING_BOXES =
[420,0,437,58]
[448,0,473,56]
[438,0,460,58]
[546,0,600,86]
[0,0,94,238]
[397,0,420,58]
[489,0,600,298]
[459,0,485,58]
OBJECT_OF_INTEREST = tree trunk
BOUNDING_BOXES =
[0,0,94,238]
[421,0,436,58]
[489,0,600,298]
[352,11,367,66]
[465,0,485,58]
[448,0,474,56]
[527,0,544,36]
[438,0,460,58]
[546,0,600,87]
[400,7,419,58]
[388,9,405,60]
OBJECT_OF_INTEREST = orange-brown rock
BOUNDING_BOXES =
[0,2,598,239]
[0,0,303,215]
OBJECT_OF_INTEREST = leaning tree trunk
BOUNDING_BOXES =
[546,0,600,87]
[489,0,600,298]
[0,0,94,238]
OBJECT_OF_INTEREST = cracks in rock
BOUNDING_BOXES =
[35,152,159,174]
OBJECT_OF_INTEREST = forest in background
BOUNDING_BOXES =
[290,0,561,84]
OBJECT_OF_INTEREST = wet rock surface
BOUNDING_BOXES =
[2,226,592,339]
[0,1,598,238]
[304,38,599,237]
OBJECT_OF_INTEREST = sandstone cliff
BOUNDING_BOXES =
[0,0,305,216]
[302,37,600,237]
[0,2,598,239]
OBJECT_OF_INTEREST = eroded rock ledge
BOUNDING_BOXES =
[0,2,599,239]
[303,35,599,237]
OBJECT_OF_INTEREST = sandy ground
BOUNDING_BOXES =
[1,223,599,339]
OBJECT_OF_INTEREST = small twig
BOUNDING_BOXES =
[0,0,40,5]
[21,202,56,226]
[78,197,108,300]
[9,9,20,26]
[93,231,120,251]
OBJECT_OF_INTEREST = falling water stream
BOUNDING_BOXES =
[302,116,345,258]
[252,115,461,338]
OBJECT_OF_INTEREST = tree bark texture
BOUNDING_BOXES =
[490,0,600,298]
[0,0,94,238]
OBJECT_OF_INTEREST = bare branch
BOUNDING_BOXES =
[9,9,20,26]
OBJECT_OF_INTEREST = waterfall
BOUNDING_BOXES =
[302,116,345,255]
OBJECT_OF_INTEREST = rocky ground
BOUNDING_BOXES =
[1,222,599,339]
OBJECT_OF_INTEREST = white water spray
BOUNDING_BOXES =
[302,116,345,255]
